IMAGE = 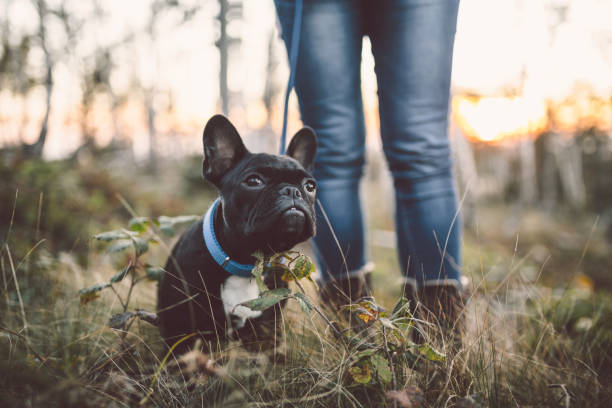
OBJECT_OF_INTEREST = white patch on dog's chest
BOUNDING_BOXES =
[220,275,262,329]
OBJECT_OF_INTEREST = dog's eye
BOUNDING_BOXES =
[245,175,264,187]
[304,180,316,193]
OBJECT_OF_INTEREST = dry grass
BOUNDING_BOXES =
[1,232,611,407]
[1,159,610,407]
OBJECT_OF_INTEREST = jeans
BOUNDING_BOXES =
[274,0,462,288]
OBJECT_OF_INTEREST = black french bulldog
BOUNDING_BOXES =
[157,115,317,353]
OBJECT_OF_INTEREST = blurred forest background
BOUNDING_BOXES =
[1,0,612,406]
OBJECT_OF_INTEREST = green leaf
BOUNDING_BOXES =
[158,215,200,225]
[135,309,160,326]
[291,254,315,280]
[78,283,111,306]
[107,239,132,253]
[109,311,135,330]
[293,292,313,313]
[418,344,446,362]
[129,217,150,233]
[145,265,165,281]
[110,265,132,283]
[94,230,133,241]
[349,363,372,384]
[240,288,291,311]
[279,264,296,282]
[131,237,149,256]
[371,354,393,386]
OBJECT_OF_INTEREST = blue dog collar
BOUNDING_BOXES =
[202,198,255,278]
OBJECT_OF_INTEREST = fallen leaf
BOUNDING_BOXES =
[386,385,424,408]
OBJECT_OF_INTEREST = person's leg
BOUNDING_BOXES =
[367,0,462,291]
[274,0,370,295]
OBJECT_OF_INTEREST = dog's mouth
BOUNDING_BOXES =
[256,204,313,253]
[282,206,306,217]
[279,206,306,233]
[241,201,315,254]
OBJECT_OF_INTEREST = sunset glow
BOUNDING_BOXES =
[452,95,548,143]
[452,93,612,144]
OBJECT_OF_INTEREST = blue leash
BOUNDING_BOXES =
[279,0,303,155]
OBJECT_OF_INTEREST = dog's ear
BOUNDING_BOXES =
[286,127,317,172]
[202,115,248,185]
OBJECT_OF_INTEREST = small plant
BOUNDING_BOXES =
[80,214,456,406]
[78,215,199,338]
[241,252,446,399]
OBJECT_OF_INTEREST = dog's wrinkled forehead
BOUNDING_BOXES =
[224,153,312,186]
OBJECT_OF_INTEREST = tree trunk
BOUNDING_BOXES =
[25,0,52,158]
[556,133,586,208]
[519,137,537,206]
[262,29,279,125]
[541,132,559,210]
[217,0,229,116]
[451,124,478,227]
[146,91,157,174]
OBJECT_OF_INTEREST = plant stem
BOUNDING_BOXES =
[381,324,398,395]
[123,263,137,313]
[5,246,28,339]
[109,285,126,310]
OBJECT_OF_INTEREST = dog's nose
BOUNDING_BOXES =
[280,186,302,199]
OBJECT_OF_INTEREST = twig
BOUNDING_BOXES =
[115,194,139,218]
[0,325,45,362]
[549,384,571,408]
[109,284,126,310]
[118,264,139,345]
[123,264,137,313]
[381,324,398,404]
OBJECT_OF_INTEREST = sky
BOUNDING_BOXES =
[1,0,611,157]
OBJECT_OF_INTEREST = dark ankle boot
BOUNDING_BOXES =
[419,284,464,352]
[402,282,464,351]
